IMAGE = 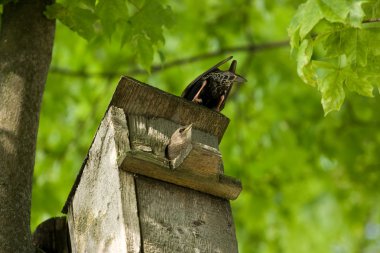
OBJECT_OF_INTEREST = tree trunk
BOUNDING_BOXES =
[0,0,55,252]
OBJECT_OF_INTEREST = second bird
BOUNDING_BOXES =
[181,56,246,112]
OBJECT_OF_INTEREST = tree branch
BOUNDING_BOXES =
[49,40,289,78]
[363,18,380,24]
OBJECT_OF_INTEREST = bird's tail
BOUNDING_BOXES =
[229,60,237,73]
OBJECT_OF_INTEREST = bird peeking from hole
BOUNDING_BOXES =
[181,56,246,112]
[165,124,193,169]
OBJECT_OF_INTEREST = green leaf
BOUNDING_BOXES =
[323,29,342,57]
[95,0,128,38]
[45,3,98,40]
[44,3,66,19]
[130,0,174,44]
[321,26,369,67]
[317,0,350,23]
[81,0,96,9]
[136,36,153,72]
[367,28,380,56]
[299,0,324,39]
[349,28,368,67]
[317,68,346,115]
[297,39,316,85]
[348,1,365,28]
[128,0,145,9]
[120,21,134,45]
[288,12,302,49]
[345,71,374,97]
[288,0,323,50]
[120,0,174,69]
[289,27,301,50]
[290,0,376,114]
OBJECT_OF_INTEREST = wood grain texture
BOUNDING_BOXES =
[63,78,223,213]
[119,113,242,200]
[67,106,140,253]
[135,176,238,253]
[63,78,241,251]
[121,149,242,200]
[127,114,219,164]
[181,143,222,174]
[120,171,141,253]
[110,76,229,143]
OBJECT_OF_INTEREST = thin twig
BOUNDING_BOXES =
[363,18,380,24]
[49,40,289,78]
[147,40,289,74]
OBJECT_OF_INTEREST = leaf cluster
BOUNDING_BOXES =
[44,0,174,70]
[288,0,380,114]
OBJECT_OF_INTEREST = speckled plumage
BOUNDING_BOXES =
[181,56,246,111]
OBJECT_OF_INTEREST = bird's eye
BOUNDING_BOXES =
[179,128,185,133]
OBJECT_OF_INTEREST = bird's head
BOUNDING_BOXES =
[177,123,192,138]
[229,60,247,84]
[170,123,193,144]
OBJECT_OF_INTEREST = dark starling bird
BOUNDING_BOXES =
[166,124,193,169]
[181,56,246,111]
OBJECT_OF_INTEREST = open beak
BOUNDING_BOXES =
[234,74,247,83]
[184,123,193,132]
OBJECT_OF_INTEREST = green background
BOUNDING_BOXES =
[31,1,380,252]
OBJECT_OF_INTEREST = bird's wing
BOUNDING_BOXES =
[181,56,233,99]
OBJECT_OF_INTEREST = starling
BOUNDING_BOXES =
[181,56,246,111]
[166,124,193,169]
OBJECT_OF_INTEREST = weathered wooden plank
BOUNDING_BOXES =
[67,106,141,253]
[126,114,220,169]
[110,76,229,143]
[63,77,241,251]
[63,78,223,213]
[121,150,242,200]
[126,115,218,150]
[135,176,238,253]
[180,143,222,174]
[120,171,141,253]
[62,105,130,214]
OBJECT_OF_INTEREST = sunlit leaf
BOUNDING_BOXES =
[345,71,374,97]
[317,0,350,23]
[297,39,316,85]
[289,0,376,114]
[317,68,346,114]
[349,1,365,27]
[297,0,324,39]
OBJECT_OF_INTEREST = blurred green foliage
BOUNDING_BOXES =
[30,0,380,252]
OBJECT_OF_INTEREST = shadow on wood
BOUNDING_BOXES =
[33,217,70,253]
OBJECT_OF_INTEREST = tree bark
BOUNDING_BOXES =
[0,0,55,252]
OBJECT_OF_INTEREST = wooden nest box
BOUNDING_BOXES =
[62,76,242,252]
